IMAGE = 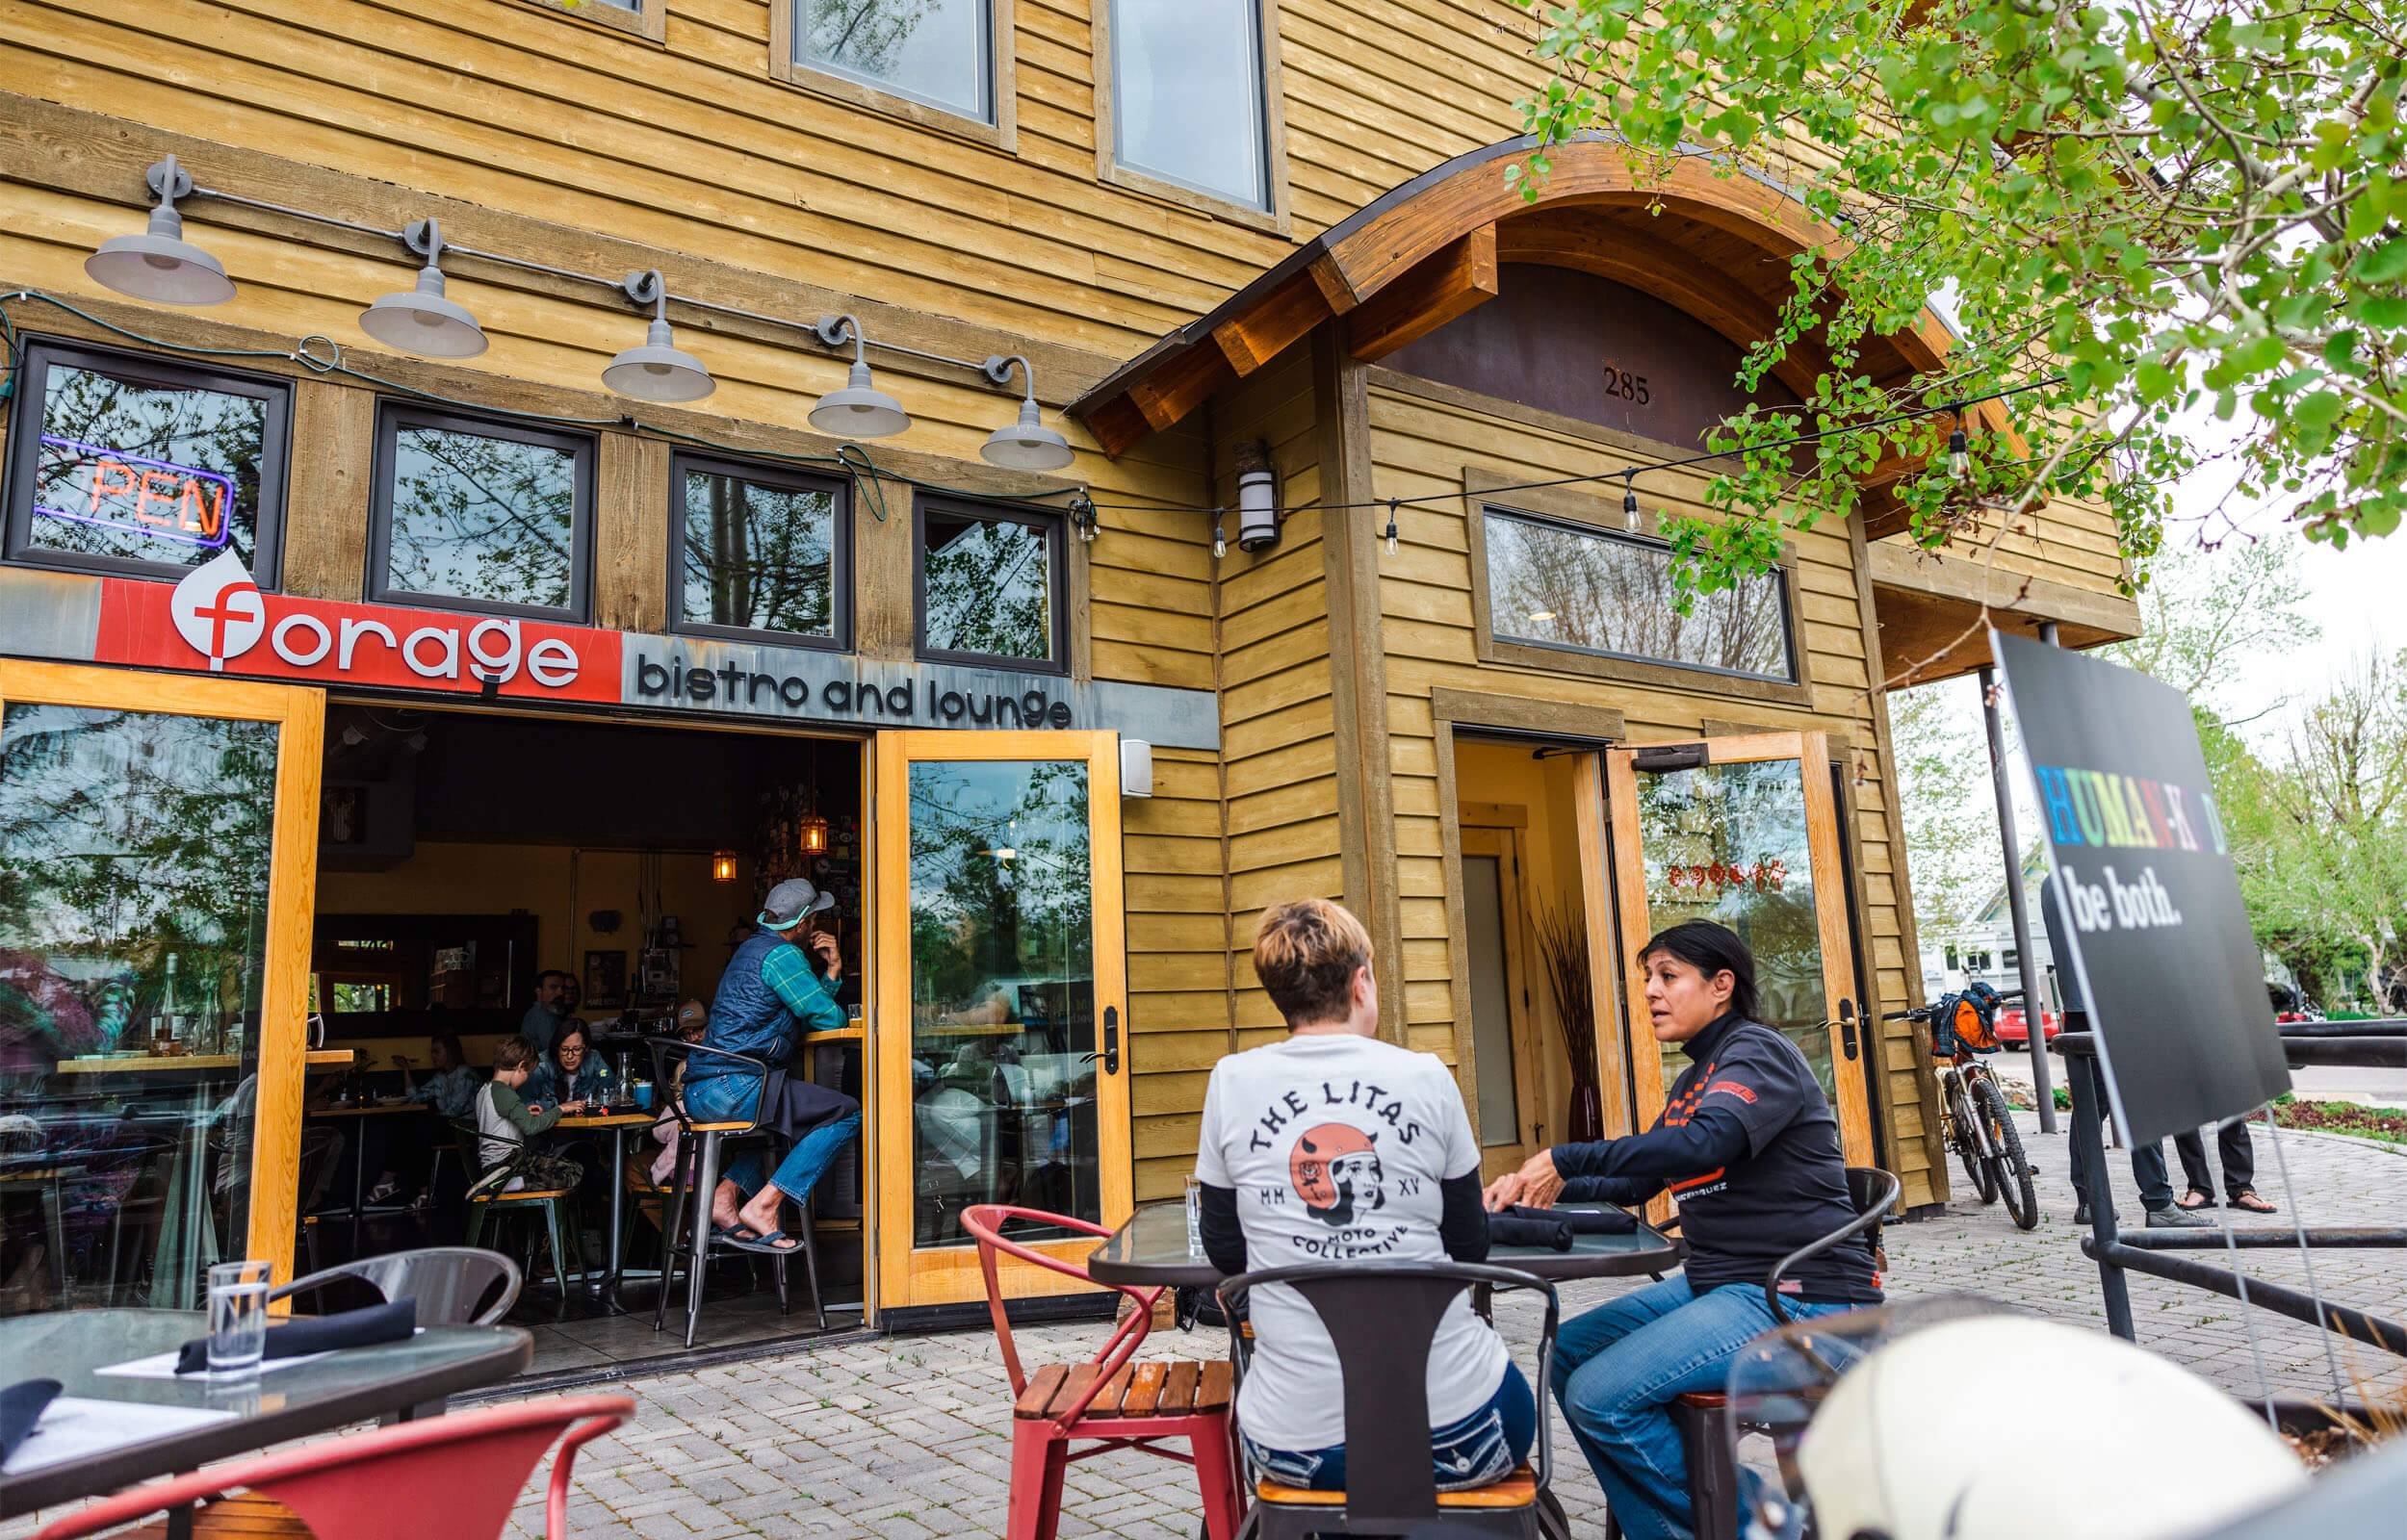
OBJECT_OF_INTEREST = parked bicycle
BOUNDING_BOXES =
[1886,987,2038,1230]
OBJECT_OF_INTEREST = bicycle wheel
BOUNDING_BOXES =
[1949,1083,1997,1204]
[1973,1073,2038,1230]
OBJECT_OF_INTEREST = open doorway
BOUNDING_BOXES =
[303,703,866,1376]
[1451,738,1609,1179]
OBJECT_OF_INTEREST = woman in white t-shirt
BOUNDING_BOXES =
[1195,898,1534,1493]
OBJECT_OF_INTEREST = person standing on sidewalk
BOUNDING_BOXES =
[2174,1119,2276,1213]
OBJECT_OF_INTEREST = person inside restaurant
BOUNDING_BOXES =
[396,1032,479,1118]
[520,969,576,1056]
[1483,920,1881,1540]
[469,1035,580,1194]
[1194,898,1533,1494]
[530,1020,606,1111]
[686,879,860,1255]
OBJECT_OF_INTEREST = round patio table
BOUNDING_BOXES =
[0,1308,531,1519]
[1085,1199,1686,1289]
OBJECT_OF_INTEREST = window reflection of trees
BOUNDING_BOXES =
[32,366,266,569]
[0,705,275,1071]
[906,761,1091,1020]
[922,514,1052,661]
[806,0,942,76]
[681,471,836,637]
[385,427,575,608]
[1636,761,1838,1091]
[1488,512,1789,680]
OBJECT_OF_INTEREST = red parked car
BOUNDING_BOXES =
[1994,1004,2060,1048]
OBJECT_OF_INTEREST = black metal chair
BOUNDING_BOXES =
[645,1039,806,1347]
[272,1245,523,1325]
[1215,1259,1566,1540]
[1660,1167,1902,1540]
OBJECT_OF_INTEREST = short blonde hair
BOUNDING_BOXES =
[1253,899,1372,1026]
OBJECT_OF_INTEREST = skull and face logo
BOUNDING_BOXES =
[1289,1122,1385,1227]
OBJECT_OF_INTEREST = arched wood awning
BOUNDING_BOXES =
[1072,136,2018,535]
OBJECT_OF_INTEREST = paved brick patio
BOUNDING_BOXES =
[9,1116,2400,1538]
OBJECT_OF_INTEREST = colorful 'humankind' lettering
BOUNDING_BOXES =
[2031,762,2228,856]
[37,435,235,548]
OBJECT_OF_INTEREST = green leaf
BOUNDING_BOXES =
[2359,240,2407,284]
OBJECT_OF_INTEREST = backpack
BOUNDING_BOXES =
[1934,983,2004,1056]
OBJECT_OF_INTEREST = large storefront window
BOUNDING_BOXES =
[0,697,277,1313]
[673,454,847,647]
[917,501,1064,670]
[1484,506,1795,682]
[904,757,1099,1246]
[2,341,288,584]
[371,406,592,620]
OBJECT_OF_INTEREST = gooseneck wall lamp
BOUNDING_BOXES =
[81,157,1087,480]
[84,156,236,307]
[604,270,715,402]
[808,315,911,438]
[357,219,488,358]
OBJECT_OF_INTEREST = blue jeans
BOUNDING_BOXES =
[1244,1361,1536,1494]
[1552,1276,1854,1540]
[685,1073,860,1209]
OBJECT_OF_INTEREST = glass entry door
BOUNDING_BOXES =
[0,660,323,1312]
[870,731,1130,1310]
[1604,732,1874,1167]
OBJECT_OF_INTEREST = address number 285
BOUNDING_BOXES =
[1603,366,1651,405]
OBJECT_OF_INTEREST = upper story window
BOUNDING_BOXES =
[1481,505,1797,685]
[917,499,1064,671]
[1099,0,1281,221]
[781,0,997,128]
[3,340,289,586]
[518,0,665,42]
[673,452,848,649]
[371,404,593,621]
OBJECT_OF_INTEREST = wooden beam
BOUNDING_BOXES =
[1210,270,1332,377]
[1308,253,1362,315]
[1347,225,1500,363]
[1125,344,1236,434]
[1085,394,1155,458]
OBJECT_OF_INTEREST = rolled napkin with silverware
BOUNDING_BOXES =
[173,1298,418,1374]
[1540,1203,1639,1235]
[1485,1209,1573,1251]
[1,1378,62,1462]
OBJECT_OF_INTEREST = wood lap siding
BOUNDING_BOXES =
[1367,379,1945,1209]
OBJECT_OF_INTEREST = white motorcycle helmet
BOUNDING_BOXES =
[1795,1315,2304,1540]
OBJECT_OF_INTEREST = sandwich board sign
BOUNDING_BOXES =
[1991,630,2290,1144]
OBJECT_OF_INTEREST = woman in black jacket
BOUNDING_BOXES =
[1483,920,1878,1540]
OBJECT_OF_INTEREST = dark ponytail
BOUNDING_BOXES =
[1638,920,1762,1023]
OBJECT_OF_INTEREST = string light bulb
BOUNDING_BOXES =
[1212,510,1227,561]
[1384,500,1400,557]
[1946,409,1970,479]
[1622,470,1640,530]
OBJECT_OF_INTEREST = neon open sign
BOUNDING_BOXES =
[36,435,235,549]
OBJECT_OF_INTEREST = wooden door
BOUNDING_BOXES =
[1459,825,1544,1176]
[869,730,1131,1310]
[0,659,324,1296]
[1604,732,1875,1167]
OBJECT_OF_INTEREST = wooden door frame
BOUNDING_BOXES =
[869,728,1129,1312]
[1603,730,1876,1168]
[0,659,325,1285]
[1457,821,1543,1171]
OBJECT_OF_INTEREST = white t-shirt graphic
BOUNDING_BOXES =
[1194,1032,1510,1450]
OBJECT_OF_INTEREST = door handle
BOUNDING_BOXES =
[1102,1005,1120,1075]
[1837,998,1859,1062]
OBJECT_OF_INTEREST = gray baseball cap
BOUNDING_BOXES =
[760,877,837,931]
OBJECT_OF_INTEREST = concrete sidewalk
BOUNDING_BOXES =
[466,1116,2402,1540]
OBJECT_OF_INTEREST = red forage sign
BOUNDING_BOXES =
[94,552,620,702]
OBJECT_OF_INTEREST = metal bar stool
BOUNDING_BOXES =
[646,1040,790,1348]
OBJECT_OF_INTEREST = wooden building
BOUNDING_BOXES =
[0,0,2136,1339]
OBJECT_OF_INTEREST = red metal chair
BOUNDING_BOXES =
[34,1394,634,1540]
[960,1204,1243,1540]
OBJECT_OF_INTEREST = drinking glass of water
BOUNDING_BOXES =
[206,1260,272,1376]
[1183,1175,1204,1259]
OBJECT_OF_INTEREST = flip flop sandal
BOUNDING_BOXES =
[726,1229,801,1255]
[2229,1191,2278,1213]
[2176,1188,2214,1210]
